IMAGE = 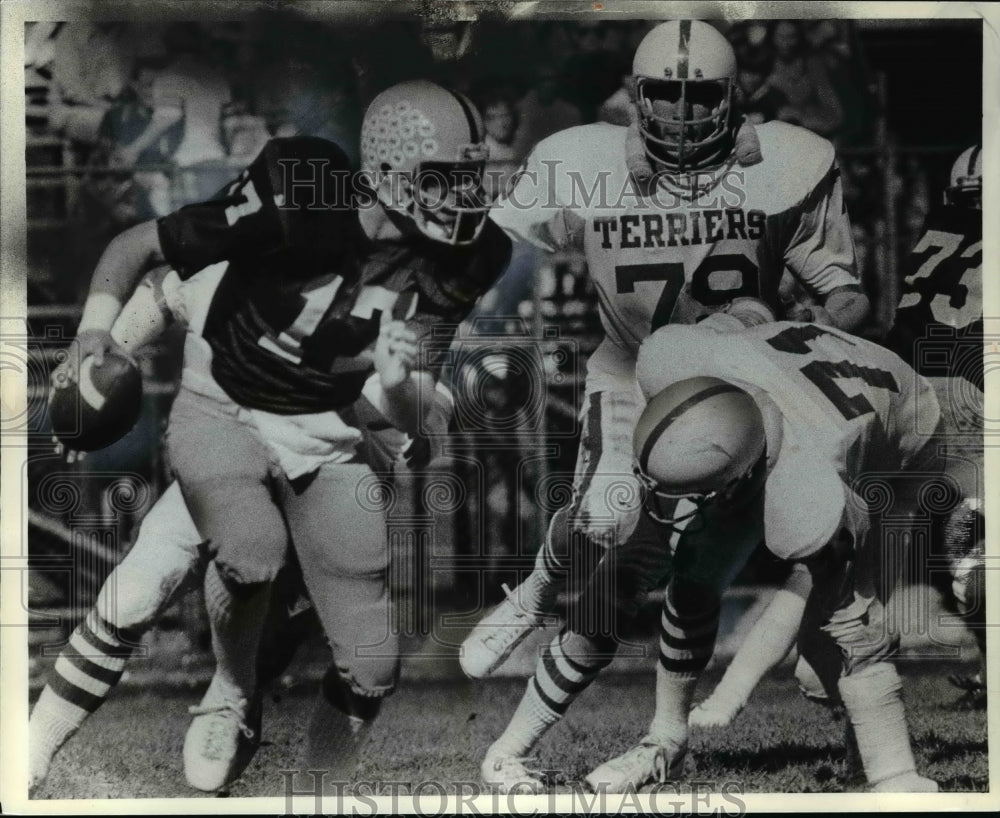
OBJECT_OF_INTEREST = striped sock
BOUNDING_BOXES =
[30,610,139,784]
[492,630,613,757]
[649,589,719,745]
[518,506,604,615]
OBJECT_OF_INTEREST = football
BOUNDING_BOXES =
[48,350,144,452]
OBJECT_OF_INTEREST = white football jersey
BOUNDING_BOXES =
[491,121,859,359]
[637,322,939,559]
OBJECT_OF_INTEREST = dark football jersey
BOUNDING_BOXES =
[884,205,982,390]
[157,137,512,414]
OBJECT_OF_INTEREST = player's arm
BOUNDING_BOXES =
[110,265,179,354]
[782,156,870,332]
[75,219,166,367]
[72,137,351,373]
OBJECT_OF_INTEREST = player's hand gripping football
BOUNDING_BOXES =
[50,329,121,390]
[374,314,419,391]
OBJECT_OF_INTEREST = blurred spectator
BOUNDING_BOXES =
[156,23,231,166]
[249,18,363,164]
[482,93,520,162]
[511,60,583,158]
[803,20,878,146]
[729,23,786,126]
[267,55,362,164]
[98,58,182,168]
[596,52,635,127]
[477,85,523,198]
[897,154,932,252]
[26,22,140,144]
[220,100,271,161]
[764,20,843,138]
[153,23,233,201]
[565,23,627,121]
[93,55,183,218]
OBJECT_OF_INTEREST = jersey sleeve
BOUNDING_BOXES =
[489,126,601,252]
[156,136,355,278]
[779,157,860,296]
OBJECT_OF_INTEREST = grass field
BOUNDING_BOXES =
[30,656,988,800]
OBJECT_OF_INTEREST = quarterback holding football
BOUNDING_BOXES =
[33,80,510,792]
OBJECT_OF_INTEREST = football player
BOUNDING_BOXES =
[460,19,869,785]
[30,262,439,790]
[476,318,944,793]
[688,144,986,726]
[36,79,510,792]
[885,143,985,708]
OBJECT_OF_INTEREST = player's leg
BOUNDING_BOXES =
[255,554,320,689]
[461,376,643,678]
[922,377,986,708]
[588,491,765,791]
[944,498,986,707]
[280,462,398,782]
[167,394,289,791]
[937,443,986,708]
[805,502,937,793]
[690,561,811,727]
[482,508,672,793]
[29,482,205,788]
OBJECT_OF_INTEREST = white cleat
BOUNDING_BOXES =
[481,746,546,794]
[870,772,939,793]
[183,678,259,792]
[460,580,553,679]
[585,738,687,793]
[688,699,744,728]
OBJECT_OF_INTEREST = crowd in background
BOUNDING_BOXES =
[25,17,937,330]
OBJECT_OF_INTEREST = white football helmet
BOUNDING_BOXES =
[633,376,766,528]
[360,80,491,245]
[945,144,981,209]
[632,21,739,173]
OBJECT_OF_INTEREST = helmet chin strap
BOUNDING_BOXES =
[637,444,767,533]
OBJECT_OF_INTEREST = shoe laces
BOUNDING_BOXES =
[188,697,256,750]
[611,741,676,784]
[492,753,540,772]
[487,753,545,788]
[500,583,533,618]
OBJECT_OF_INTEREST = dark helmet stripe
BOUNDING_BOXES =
[638,383,741,475]
[677,19,691,79]
[446,88,481,143]
[968,144,981,177]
